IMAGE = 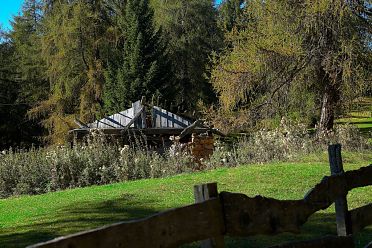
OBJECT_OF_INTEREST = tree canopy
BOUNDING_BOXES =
[211,0,371,132]
[0,0,370,147]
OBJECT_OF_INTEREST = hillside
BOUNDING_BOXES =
[0,152,371,248]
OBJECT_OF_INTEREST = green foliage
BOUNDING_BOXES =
[0,156,371,247]
[217,0,244,32]
[0,2,45,149]
[2,0,371,147]
[28,0,112,144]
[211,0,371,132]
[0,121,369,199]
[151,0,223,110]
[103,0,170,114]
[0,137,195,198]
[9,0,47,104]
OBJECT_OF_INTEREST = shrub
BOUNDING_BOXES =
[0,121,369,199]
[207,119,370,168]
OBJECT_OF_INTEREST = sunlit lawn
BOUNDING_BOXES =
[0,151,371,248]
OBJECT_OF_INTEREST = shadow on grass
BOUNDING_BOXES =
[1,200,371,248]
[0,193,158,248]
[182,212,372,248]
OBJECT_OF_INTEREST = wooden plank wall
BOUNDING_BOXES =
[85,101,192,129]
[88,107,134,129]
[152,106,191,128]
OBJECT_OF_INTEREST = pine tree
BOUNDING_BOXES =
[103,0,169,114]
[0,25,43,149]
[10,0,47,104]
[217,0,244,32]
[151,0,223,110]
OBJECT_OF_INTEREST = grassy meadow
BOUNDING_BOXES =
[0,98,371,248]
[0,151,371,248]
[336,97,372,135]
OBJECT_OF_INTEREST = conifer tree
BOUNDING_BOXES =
[151,0,222,110]
[103,0,169,113]
[211,0,371,133]
[30,0,111,144]
[10,0,47,104]
[217,0,244,32]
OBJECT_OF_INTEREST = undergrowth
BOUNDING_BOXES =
[0,121,370,199]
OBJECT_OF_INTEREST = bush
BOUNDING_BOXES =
[207,119,371,168]
[0,122,369,199]
[0,135,198,198]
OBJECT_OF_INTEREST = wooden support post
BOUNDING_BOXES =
[328,144,352,236]
[194,183,225,248]
[179,120,203,140]
[141,96,147,128]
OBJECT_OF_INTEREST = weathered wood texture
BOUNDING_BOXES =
[267,235,355,248]
[328,144,352,236]
[221,165,372,236]
[123,106,144,128]
[86,100,192,129]
[350,203,372,233]
[179,120,203,140]
[28,199,225,248]
[153,106,191,128]
[89,106,134,128]
[194,183,225,248]
[221,193,312,235]
[70,127,212,136]
[29,164,372,248]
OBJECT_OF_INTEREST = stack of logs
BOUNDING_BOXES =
[190,133,214,163]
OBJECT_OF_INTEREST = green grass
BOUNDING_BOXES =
[335,97,372,133]
[0,152,371,248]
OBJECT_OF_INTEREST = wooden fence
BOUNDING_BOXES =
[29,144,372,248]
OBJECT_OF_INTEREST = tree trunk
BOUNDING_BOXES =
[318,84,338,133]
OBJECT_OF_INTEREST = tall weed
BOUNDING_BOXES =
[0,122,369,198]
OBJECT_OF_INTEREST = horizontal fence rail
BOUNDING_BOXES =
[221,165,372,236]
[29,199,225,248]
[29,145,372,248]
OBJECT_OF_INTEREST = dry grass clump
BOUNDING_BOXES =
[0,121,369,198]
[206,119,370,168]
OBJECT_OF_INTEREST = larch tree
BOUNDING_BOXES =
[211,0,371,133]
[30,0,111,144]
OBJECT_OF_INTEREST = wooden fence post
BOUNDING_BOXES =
[194,183,225,248]
[328,144,352,236]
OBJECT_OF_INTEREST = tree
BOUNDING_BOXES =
[211,0,371,133]
[151,0,223,110]
[30,0,112,144]
[217,0,244,32]
[10,0,48,105]
[0,0,47,148]
[0,28,43,149]
[103,0,170,114]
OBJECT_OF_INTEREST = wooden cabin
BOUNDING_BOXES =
[69,100,222,148]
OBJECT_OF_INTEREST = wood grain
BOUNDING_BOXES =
[29,164,372,247]
[194,183,225,248]
[221,165,372,236]
[28,199,225,248]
